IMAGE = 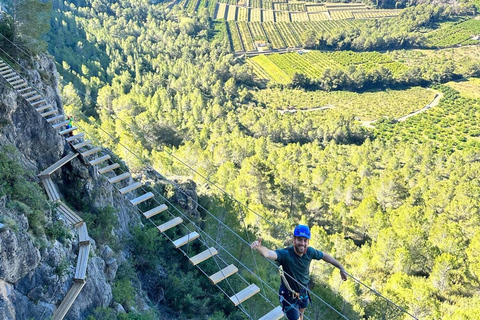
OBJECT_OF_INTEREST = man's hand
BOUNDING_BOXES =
[251,238,263,250]
[340,269,348,281]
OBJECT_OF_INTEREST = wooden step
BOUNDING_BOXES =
[51,281,86,320]
[130,192,154,206]
[13,83,28,89]
[57,201,83,226]
[66,132,84,142]
[6,75,20,81]
[89,154,110,166]
[119,181,142,194]
[35,104,51,112]
[38,152,79,177]
[72,139,91,149]
[22,90,37,98]
[41,177,61,201]
[0,70,11,75]
[77,222,90,245]
[209,264,238,285]
[172,231,199,248]
[10,79,25,86]
[40,109,57,117]
[143,204,168,219]
[108,172,130,184]
[18,87,33,94]
[46,114,65,123]
[189,247,218,266]
[59,126,77,135]
[80,147,101,157]
[98,163,119,174]
[25,94,42,102]
[229,284,260,306]
[259,306,284,320]
[74,243,90,280]
[157,217,183,232]
[31,99,46,107]
[52,120,69,129]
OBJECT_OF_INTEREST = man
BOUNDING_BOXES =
[251,225,347,320]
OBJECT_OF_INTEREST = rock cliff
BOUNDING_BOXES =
[0,55,189,319]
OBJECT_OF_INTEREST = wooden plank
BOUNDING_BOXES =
[209,264,238,284]
[46,177,61,201]
[130,192,154,206]
[108,172,130,184]
[6,74,18,79]
[46,114,65,123]
[229,284,260,306]
[31,99,47,106]
[74,244,90,280]
[18,87,33,94]
[80,147,101,157]
[72,139,92,149]
[143,204,168,219]
[52,120,69,129]
[157,216,183,232]
[66,132,84,142]
[172,231,199,248]
[38,152,78,177]
[119,181,142,194]
[89,154,110,166]
[40,109,57,117]
[42,178,60,201]
[57,201,83,225]
[10,79,24,86]
[26,95,41,102]
[77,222,90,245]
[22,90,36,97]
[59,126,77,135]
[51,281,86,320]
[36,104,51,112]
[259,306,284,320]
[98,163,119,174]
[14,83,28,89]
[189,247,218,265]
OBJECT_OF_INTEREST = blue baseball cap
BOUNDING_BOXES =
[294,225,311,239]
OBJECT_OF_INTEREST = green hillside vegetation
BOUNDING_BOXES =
[426,18,480,48]
[446,78,480,99]
[248,50,408,88]
[252,86,436,120]
[0,0,472,318]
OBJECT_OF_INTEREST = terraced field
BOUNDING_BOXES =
[188,0,403,52]
[426,19,480,48]
[249,50,409,83]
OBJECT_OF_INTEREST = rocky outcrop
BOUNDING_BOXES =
[0,54,157,320]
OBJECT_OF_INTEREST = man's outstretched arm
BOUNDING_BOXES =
[251,238,278,261]
[322,252,348,281]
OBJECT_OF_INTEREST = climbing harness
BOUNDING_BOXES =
[279,265,301,299]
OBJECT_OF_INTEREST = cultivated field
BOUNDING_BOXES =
[252,87,437,120]
[248,50,408,83]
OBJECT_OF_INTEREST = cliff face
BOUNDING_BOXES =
[0,55,155,320]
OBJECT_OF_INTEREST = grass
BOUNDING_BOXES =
[445,78,480,99]
[252,86,437,121]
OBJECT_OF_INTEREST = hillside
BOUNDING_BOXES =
[1,0,480,319]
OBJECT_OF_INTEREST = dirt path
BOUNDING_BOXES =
[360,89,444,128]
[278,105,334,114]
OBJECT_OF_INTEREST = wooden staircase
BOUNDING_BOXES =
[0,58,284,320]
[0,59,91,320]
